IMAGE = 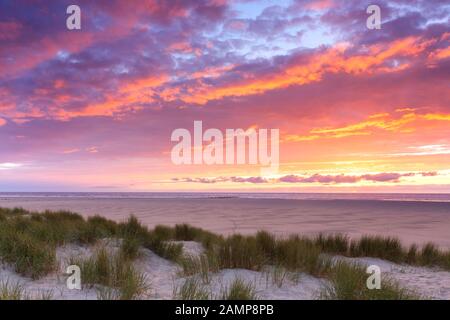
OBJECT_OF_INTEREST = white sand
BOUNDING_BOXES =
[1,241,449,300]
[335,256,450,300]
[0,244,97,300]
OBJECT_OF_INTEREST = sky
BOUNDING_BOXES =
[0,0,449,192]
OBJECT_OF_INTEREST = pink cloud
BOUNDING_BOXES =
[0,21,22,40]
[173,172,437,185]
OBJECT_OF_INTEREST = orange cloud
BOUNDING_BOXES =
[285,111,450,142]
[62,148,80,154]
[181,36,437,104]
[190,64,236,80]
[423,113,450,121]
[57,75,168,119]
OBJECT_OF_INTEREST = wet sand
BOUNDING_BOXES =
[0,197,449,248]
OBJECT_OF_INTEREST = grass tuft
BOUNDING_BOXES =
[349,236,404,262]
[314,233,349,255]
[321,261,420,300]
[178,253,219,284]
[0,226,56,279]
[70,246,149,300]
[173,277,210,300]
[0,279,26,300]
[221,278,258,300]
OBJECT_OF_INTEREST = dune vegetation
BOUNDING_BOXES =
[0,207,448,300]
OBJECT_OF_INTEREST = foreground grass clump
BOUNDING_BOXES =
[210,232,330,276]
[0,208,122,278]
[116,217,184,262]
[144,234,183,262]
[350,236,404,262]
[314,233,349,255]
[419,243,441,266]
[0,225,56,279]
[221,278,258,300]
[0,207,29,217]
[173,224,224,250]
[0,279,27,300]
[0,208,187,279]
[0,279,53,300]
[173,277,210,300]
[274,236,332,276]
[348,236,450,269]
[321,261,420,300]
[217,234,266,271]
[179,254,220,285]
[70,246,148,300]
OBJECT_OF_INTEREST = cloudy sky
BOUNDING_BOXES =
[0,0,449,192]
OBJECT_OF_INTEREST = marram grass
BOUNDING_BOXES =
[0,207,448,301]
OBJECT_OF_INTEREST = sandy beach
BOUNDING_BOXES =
[0,204,449,300]
[1,196,449,248]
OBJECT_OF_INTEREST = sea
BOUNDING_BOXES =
[0,192,449,247]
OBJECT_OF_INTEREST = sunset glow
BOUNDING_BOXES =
[0,0,449,192]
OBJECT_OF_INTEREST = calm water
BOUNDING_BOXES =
[1,192,450,202]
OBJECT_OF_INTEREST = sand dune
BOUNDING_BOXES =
[1,240,449,300]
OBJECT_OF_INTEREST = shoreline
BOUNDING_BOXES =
[1,192,450,202]
[1,197,449,248]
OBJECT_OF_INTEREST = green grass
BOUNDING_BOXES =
[120,236,141,261]
[70,246,149,300]
[0,207,448,301]
[173,277,210,300]
[144,234,183,261]
[221,278,258,300]
[265,265,290,288]
[419,243,440,265]
[321,261,420,300]
[0,279,26,300]
[0,279,53,300]
[348,236,450,269]
[0,209,188,280]
[217,234,267,270]
[349,236,404,262]
[274,236,332,276]
[255,231,277,260]
[314,233,349,255]
[193,232,329,276]
[173,224,223,250]
[0,225,56,279]
[0,208,119,278]
[178,253,220,284]
[0,207,29,217]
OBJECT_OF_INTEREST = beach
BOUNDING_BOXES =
[0,203,449,300]
[0,194,449,248]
